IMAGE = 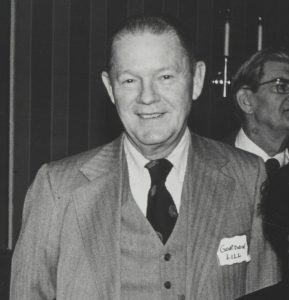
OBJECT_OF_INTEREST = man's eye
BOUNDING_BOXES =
[161,75,173,80]
[122,79,135,84]
[275,82,289,94]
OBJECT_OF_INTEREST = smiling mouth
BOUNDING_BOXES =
[138,113,164,119]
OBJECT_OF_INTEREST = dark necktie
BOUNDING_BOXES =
[265,158,280,178]
[145,159,178,244]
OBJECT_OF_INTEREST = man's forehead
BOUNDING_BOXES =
[263,60,289,78]
[108,29,194,77]
[113,30,181,48]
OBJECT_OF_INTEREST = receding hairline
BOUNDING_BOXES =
[111,30,190,63]
[106,15,196,74]
[108,31,193,81]
[113,22,179,41]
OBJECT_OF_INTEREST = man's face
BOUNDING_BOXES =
[102,31,205,159]
[250,61,289,135]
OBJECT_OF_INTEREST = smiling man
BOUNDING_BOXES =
[10,15,280,300]
[101,30,200,160]
[227,48,289,170]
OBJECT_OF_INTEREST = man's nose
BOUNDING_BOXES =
[138,81,158,104]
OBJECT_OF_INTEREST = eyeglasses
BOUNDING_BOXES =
[258,77,289,94]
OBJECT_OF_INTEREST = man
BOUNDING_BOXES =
[228,48,289,169]
[228,48,289,299]
[237,163,289,299]
[10,15,280,300]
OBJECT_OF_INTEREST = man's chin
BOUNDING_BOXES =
[135,134,172,147]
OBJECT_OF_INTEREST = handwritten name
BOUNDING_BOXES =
[217,235,251,265]
[220,243,246,253]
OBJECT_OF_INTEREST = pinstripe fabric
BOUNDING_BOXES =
[10,132,280,299]
[184,137,280,299]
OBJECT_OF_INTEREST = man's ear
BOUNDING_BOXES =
[101,71,115,104]
[236,88,254,114]
[192,61,206,100]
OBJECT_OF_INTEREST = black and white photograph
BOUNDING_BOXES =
[1,0,289,299]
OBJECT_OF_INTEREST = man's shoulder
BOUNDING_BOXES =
[48,146,102,171]
[49,137,121,171]
[191,132,266,195]
[191,131,261,165]
[34,136,122,191]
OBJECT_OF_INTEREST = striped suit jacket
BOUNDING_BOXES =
[10,132,280,299]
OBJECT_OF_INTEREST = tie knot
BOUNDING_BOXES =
[265,158,280,177]
[145,159,173,184]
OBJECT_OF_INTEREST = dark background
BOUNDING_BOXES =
[1,0,289,298]
[0,0,10,298]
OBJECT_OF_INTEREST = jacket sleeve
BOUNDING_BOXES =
[245,158,281,294]
[10,164,60,300]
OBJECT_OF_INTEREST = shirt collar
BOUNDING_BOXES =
[166,128,190,182]
[124,128,191,183]
[235,128,289,166]
[124,136,149,184]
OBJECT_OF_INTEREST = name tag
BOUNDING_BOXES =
[217,235,251,266]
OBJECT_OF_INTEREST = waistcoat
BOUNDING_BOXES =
[120,159,191,300]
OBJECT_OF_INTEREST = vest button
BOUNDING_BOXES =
[164,281,171,289]
[164,253,171,261]
[179,295,185,300]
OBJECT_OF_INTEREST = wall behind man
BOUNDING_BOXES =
[10,0,289,246]
[0,0,10,250]
[0,1,10,298]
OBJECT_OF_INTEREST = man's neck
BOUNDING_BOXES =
[126,128,189,161]
[243,125,288,156]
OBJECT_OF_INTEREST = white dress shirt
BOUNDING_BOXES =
[235,128,289,166]
[124,128,190,216]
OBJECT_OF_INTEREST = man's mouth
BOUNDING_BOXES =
[138,113,164,119]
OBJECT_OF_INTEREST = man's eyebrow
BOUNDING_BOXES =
[117,70,134,75]
[117,66,180,77]
[114,70,136,79]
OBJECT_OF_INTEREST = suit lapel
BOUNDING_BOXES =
[72,136,125,300]
[71,132,236,299]
[185,133,236,299]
